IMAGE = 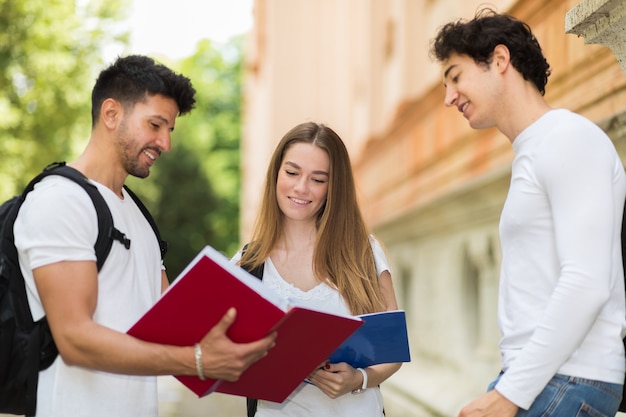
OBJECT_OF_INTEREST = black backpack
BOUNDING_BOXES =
[0,162,166,416]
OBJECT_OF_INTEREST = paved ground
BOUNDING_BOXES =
[6,378,626,417]
[158,376,245,417]
[0,377,246,417]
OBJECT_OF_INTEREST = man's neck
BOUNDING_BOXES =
[499,88,552,142]
[71,141,128,198]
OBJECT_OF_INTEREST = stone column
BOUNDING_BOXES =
[565,0,626,75]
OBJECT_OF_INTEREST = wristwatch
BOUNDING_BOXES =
[351,367,368,394]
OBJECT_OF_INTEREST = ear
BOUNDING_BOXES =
[100,98,123,130]
[492,44,511,74]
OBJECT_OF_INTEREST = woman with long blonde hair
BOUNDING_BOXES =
[235,121,402,417]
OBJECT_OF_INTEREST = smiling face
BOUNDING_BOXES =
[276,142,330,225]
[442,52,502,131]
[115,94,179,178]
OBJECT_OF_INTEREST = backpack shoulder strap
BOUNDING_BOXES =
[241,242,262,417]
[123,184,168,259]
[28,162,115,271]
[241,243,264,280]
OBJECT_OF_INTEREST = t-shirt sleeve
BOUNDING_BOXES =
[370,235,391,277]
[15,177,99,270]
[230,250,243,264]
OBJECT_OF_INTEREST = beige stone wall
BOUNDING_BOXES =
[241,0,626,415]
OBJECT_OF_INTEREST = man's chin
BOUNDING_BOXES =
[469,118,490,131]
[128,168,151,179]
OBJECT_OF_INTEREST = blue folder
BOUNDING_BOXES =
[327,310,411,368]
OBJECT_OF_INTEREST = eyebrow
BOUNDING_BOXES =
[443,64,457,80]
[152,115,169,123]
[284,161,329,176]
[152,115,175,131]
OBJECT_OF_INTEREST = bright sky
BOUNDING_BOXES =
[115,0,254,60]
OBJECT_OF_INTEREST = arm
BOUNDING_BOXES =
[309,361,402,399]
[36,260,275,380]
[495,125,623,408]
[161,270,169,293]
[308,270,403,398]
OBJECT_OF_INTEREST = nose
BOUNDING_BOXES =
[444,85,458,108]
[294,176,308,193]
[156,132,172,153]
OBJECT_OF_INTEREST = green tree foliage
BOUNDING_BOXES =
[127,38,245,279]
[0,0,244,279]
[0,0,128,199]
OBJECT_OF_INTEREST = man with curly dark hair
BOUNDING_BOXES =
[431,8,626,417]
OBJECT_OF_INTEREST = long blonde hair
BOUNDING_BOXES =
[239,122,386,315]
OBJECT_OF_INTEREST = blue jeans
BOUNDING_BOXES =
[487,373,622,417]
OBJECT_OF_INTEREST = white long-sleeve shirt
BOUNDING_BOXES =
[495,109,626,409]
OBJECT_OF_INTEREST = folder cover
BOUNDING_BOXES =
[327,310,411,368]
[127,245,362,402]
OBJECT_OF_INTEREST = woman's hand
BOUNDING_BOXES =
[307,362,364,398]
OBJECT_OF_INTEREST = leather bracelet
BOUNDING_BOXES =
[351,367,367,394]
[194,343,206,381]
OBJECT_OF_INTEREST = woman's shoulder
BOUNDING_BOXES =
[368,235,391,275]
[368,234,383,251]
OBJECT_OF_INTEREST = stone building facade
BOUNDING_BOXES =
[240,0,626,415]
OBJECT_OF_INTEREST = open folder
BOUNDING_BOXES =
[127,245,362,402]
[328,310,411,368]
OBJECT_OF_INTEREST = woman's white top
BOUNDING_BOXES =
[232,236,390,417]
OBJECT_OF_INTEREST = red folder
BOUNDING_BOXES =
[127,245,362,402]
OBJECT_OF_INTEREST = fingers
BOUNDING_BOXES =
[217,334,275,382]
[212,307,237,334]
[324,362,350,372]
[239,331,277,364]
[311,364,361,398]
[198,309,276,382]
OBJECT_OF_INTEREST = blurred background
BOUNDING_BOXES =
[2,0,625,416]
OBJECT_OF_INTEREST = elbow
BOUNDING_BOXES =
[391,362,403,374]
[589,284,612,307]
[53,338,86,367]
[381,362,403,380]
[50,326,94,368]
[574,283,612,317]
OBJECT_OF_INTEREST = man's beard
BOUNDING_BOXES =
[116,121,151,179]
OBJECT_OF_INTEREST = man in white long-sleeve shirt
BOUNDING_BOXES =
[430,8,626,417]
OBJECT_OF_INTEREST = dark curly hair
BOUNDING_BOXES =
[429,8,551,95]
[91,55,196,126]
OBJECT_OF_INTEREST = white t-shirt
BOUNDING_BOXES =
[14,176,163,417]
[495,109,626,409]
[233,236,390,417]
